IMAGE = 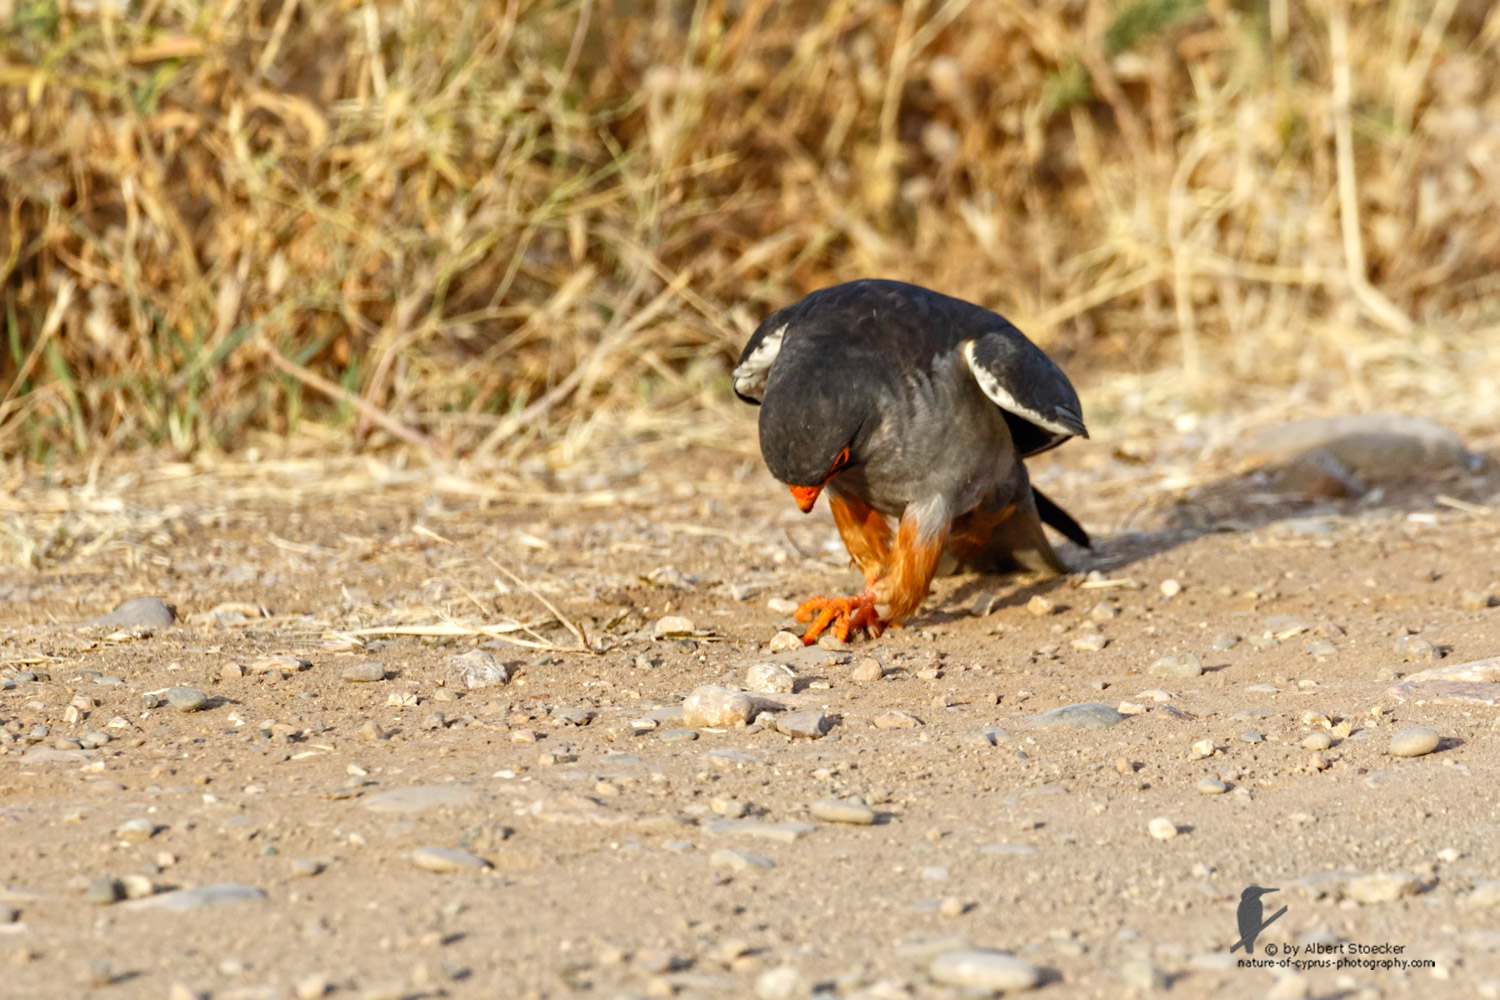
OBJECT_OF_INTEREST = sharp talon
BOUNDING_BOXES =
[795,593,881,644]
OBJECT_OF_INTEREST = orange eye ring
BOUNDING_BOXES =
[825,446,852,479]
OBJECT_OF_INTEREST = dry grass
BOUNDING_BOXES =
[3,0,1500,466]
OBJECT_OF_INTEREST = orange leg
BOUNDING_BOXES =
[796,509,949,644]
[828,492,892,588]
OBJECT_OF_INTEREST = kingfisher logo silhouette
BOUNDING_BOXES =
[1229,885,1287,954]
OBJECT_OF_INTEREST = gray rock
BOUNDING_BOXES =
[703,819,816,843]
[658,728,699,743]
[809,797,876,825]
[1149,652,1203,678]
[776,709,829,739]
[165,686,207,713]
[1196,776,1229,795]
[125,883,267,911]
[711,848,774,873]
[290,858,324,878]
[959,726,1008,747]
[116,818,158,843]
[1032,703,1126,729]
[1305,639,1338,657]
[1239,414,1481,480]
[682,685,757,727]
[82,597,177,629]
[1387,727,1441,758]
[361,785,478,814]
[446,650,510,689]
[85,875,125,906]
[410,847,491,873]
[1386,657,1500,705]
[745,662,796,694]
[1240,731,1264,744]
[1394,635,1440,663]
[929,950,1041,992]
[341,662,387,683]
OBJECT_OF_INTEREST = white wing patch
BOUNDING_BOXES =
[732,323,786,401]
[961,339,1077,437]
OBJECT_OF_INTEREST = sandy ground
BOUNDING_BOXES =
[3,423,1500,1000]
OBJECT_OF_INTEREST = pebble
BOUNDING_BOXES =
[873,710,922,729]
[851,658,884,682]
[1388,727,1440,758]
[165,686,207,713]
[928,950,1041,992]
[1467,882,1500,908]
[358,720,388,741]
[84,596,177,628]
[1346,872,1419,904]
[682,685,757,728]
[1120,959,1168,991]
[1149,652,1203,678]
[1159,579,1182,598]
[1305,640,1338,657]
[1090,602,1119,621]
[446,650,510,689]
[125,883,267,911]
[410,847,491,873]
[341,662,387,683]
[361,785,478,814]
[1148,817,1179,840]
[1196,777,1228,795]
[745,662,796,694]
[116,818,157,843]
[1026,595,1056,616]
[1071,632,1108,652]
[290,858,325,878]
[1189,739,1216,759]
[809,797,876,825]
[767,598,799,615]
[1302,732,1333,751]
[658,728,698,743]
[1032,703,1126,729]
[652,615,696,638]
[768,631,802,652]
[1240,731,1264,744]
[85,875,125,906]
[711,848,774,873]
[776,709,829,739]
[703,819,816,842]
[959,726,1007,747]
[1394,635,1439,663]
[295,974,332,1000]
[755,966,808,1000]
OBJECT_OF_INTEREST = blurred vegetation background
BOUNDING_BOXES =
[1,0,1498,465]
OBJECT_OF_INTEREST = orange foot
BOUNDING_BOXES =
[794,592,883,645]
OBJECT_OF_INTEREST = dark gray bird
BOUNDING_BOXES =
[733,279,1089,644]
[1230,886,1285,954]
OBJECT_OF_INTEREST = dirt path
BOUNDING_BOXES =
[3,434,1500,999]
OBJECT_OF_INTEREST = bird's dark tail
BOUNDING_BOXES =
[1033,488,1090,549]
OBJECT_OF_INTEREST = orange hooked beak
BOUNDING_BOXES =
[788,483,823,514]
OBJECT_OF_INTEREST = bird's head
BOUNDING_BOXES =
[757,354,878,513]
[1240,885,1278,901]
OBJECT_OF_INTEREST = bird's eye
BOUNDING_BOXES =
[827,446,852,477]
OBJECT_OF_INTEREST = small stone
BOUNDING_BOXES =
[116,818,157,843]
[165,686,207,713]
[1159,579,1182,598]
[1346,872,1419,904]
[1394,635,1439,663]
[1032,703,1126,729]
[1196,776,1228,795]
[124,883,266,911]
[1150,652,1204,679]
[851,658,884,682]
[119,875,155,900]
[768,631,802,652]
[84,597,177,628]
[251,655,310,673]
[1302,732,1333,751]
[745,663,796,694]
[1026,595,1056,616]
[1388,727,1440,758]
[341,662,387,683]
[682,685,758,728]
[1467,882,1500,908]
[409,847,491,873]
[959,726,1007,747]
[767,598,799,615]
[295,974,332,1000]
[1306,639,1338,657]
[1120,959,1168,991]
[711,848,774,873]
[704,819,816,843]
[652,615,696,638]
[85,875,125,906]
[1148,817,1179,840]
[873,710,921,730]
[1071,632,1108,652]
[777,708,829,739]
[290,858,324,878]
[1090,602,1119,622]
[220,663,245,680]
[447,650,510,689]
[938,896,968,918]
[809,797,876,825]
[755,966,808,1000]
[658,728,698,742]
[358,720,388,741]
[1240,730,1264,744]
[929,950,1041,992]
[362,785,478,814]
[1189,739,1216,759]
[1461,591,1497,611]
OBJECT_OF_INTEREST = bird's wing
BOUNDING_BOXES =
[961,328,1087,458]
[731,320,788,404]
